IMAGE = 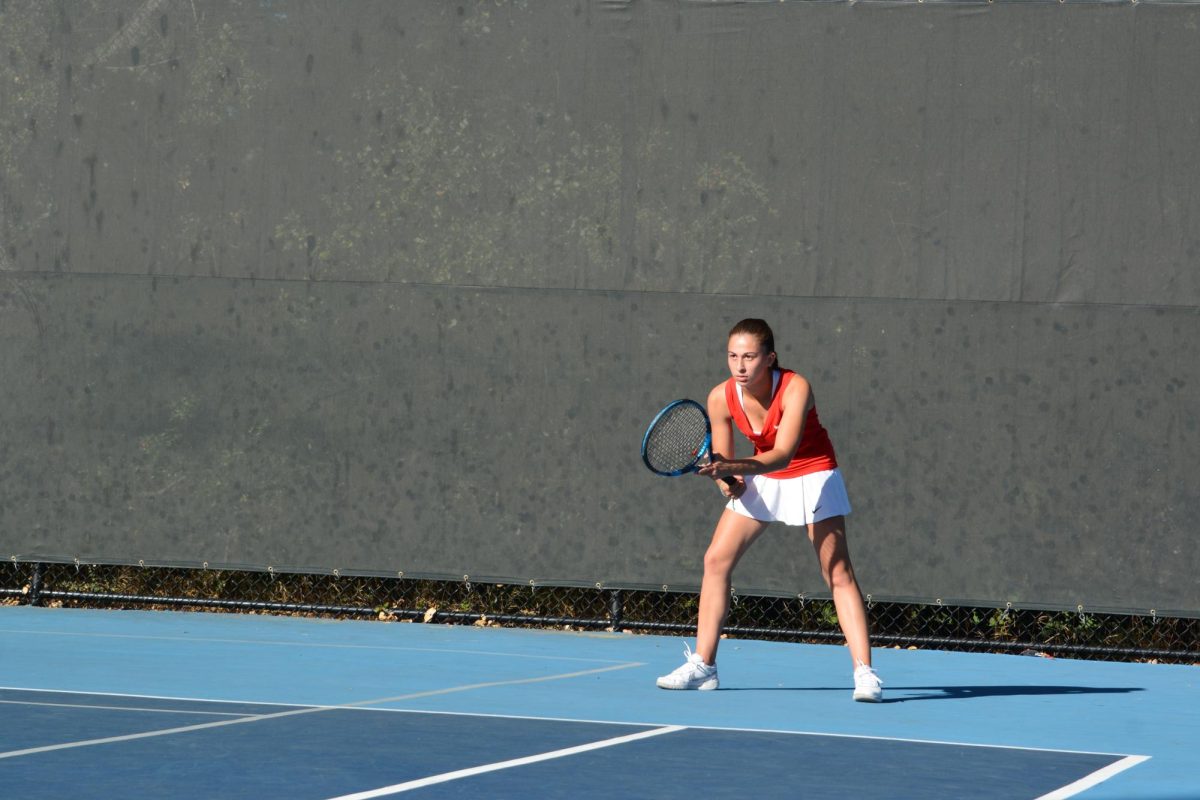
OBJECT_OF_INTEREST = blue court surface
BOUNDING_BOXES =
[0,606,1195,799]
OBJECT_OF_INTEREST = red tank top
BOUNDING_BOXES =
[724,369,838,479]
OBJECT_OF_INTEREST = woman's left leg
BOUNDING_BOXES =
[808,515,871,667]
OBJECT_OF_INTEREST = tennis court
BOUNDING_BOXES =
[2,605,1194,799]
[3,2,1200,797]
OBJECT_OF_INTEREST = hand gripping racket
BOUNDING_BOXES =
[640,399,737,487]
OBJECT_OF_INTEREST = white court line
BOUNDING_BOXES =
[1034,755,1152,800]
[0,684,1146,761]
[0,627,632,664]
[316,712,1149,800]
[0,686,316,711]
[0,662,643,761]
[0,703,326,760]
[0,698,251,717]
[323,725,687,799]
[0,681,1142,762]
[316,705,1149,760]
[664,721,1146,759]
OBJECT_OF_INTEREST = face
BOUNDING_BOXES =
[727,333,775,386]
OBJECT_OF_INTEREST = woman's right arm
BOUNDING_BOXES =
[706,383,745,498]
[707,383,734,460]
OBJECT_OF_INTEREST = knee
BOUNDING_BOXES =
[826,560,857,591]
[703,547,736,577]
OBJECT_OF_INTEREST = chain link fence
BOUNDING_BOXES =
[3,561,1197,664]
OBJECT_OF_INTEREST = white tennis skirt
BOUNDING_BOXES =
[726,468,852,527]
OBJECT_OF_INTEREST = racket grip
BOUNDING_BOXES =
[705,453,738,488]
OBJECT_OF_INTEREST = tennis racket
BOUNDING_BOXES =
[640,399,737,487]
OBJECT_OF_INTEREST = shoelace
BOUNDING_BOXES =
[855,662,882,687]
[677,643,711,673]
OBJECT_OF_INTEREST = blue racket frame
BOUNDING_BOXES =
[640,399,714,477]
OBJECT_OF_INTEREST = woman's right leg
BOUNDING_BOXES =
[694,509,770,664]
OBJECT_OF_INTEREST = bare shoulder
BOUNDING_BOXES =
[783,371,813,409]
[784,371,811,396]
[706,381,731,418]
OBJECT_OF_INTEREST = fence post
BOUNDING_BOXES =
[608,589,623,631]
[28,562,45,607]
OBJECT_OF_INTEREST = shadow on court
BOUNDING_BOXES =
[719,685,1145,703]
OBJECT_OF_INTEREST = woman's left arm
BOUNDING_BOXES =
[697,375,810,479]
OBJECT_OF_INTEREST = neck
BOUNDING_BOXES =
[744,367,776,402]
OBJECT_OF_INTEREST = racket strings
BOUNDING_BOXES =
[644,404,709,473]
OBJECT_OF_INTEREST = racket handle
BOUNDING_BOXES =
[705,453,738,488]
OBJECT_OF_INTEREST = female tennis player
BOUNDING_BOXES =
[655,318,882,702]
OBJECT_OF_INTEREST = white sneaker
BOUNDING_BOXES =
[656,644,718,690]
[853,662,883,702]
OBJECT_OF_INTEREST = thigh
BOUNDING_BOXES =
[807,514,850,562]
[707,508,771,568]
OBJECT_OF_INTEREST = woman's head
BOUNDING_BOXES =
[726,318,779,383]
